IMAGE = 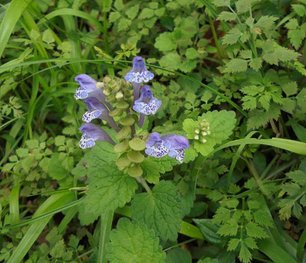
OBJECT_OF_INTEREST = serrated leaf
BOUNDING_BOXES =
[78,142,138,225]
[236,0,252,14]
[141,157,176,184]
[155,32,176,52]
[292,4,306,16]
[247,105,281,130]
[126,4,139,20]
[193,110,236,156]
[218,11,236,21]
[282,81,298,96]
[107,218,165,263]
[261,40,299,65]
[159,52,181,71]
[249,57,262,70]
[245,222,268,239]
[183,118,198,139]
[213,0,230,7]
[217,219,238,236]
[131,181,183,241]
[139,8,155,19]
[244,237,258,249]
[227,238,240,251]
[109,12,121,23]
[222,28,242,45]
[239,243,252,263]
[223,58,248,73]
[166,248,192,263]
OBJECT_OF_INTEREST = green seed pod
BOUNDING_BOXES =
[127,164,143,177]
[114,140,130,153]
[129,138,146,151]
[127,151,145,163]
[117,126,132,140]
[116,155,131,170]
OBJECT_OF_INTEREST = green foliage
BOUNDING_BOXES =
[1,0,306,262]
[278,170,306,220]
[78,142,138,225]
[211,195,274,263]
[131,181,183,241]
[183,110,236,156]
[107,218,165,263]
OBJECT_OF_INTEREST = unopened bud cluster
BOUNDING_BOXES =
[194,119,210,143]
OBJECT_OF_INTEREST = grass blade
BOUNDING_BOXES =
[7,192,75,263]
[215,137,306,156]
[0,0,32,58]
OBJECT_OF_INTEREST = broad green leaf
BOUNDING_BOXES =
[126,4,139,20]
[154,32,177,52]
[224,58,248,73]
[78,142,138,225]
[213,0,230,7]
[292,4,306,16]
[227,238,240,251]
[222,28,242,45]
[107,218,165,263]
[217,11,236,21]
[245,222,268,239]
[191,111,236,156]
[166,248,192,263]
[131,181,183,241]
[159,52,181,71]
[141,157,176,184]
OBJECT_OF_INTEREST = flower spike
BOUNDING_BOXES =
[133,86,161,115]
[125,56,154,84]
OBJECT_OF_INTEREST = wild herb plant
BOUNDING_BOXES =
[1,0,306,263]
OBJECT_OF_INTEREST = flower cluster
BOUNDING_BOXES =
[194,119,210,144]
[145,133,189,163]
[124,56,189,163]
[75,74,116,149]
[74,56,189,163]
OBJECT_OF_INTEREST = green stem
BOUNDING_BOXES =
[98,210,114,263]
[136,177,152,193]
[246,160,269,196]
[208,16,223,60]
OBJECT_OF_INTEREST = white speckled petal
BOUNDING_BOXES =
[82,110,102,123]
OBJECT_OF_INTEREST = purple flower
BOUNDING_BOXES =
[145,132,189,163]
[79,123,114,149]
[133,86,161,115]
[74,74,104,101]
[125,56,154,84]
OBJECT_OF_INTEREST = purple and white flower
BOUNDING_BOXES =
[125,56,154,84]
[74,74,104,101]
[133,86,161,115]
[145,132,189,163]
[83,97,119,131]
[79,123,114,149]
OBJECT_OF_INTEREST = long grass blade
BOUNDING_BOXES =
[7,192,75,263]
[0,0,32,58]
